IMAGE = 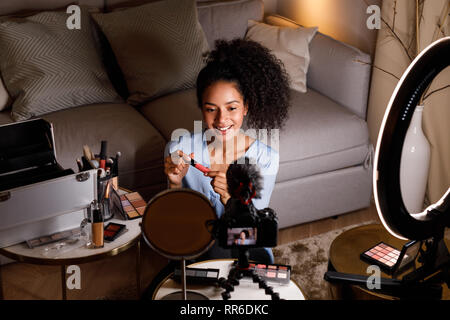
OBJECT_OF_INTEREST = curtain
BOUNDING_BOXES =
[367,0,449,205]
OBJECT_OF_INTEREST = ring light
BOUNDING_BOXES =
[374,36,450,241]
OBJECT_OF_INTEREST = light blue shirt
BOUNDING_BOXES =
[165,131,279,218]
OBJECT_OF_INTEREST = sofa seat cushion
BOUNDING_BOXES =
[276,89,370,183]
[40,103,167,196]
[139,88,203,142]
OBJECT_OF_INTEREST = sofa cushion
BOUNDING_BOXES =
[92,0,210,106]
[245,20,317,93]
[265,14,371,120]
[276,89,370,183]
[0,7,122,121]
[41,102,167,198]
[197,0,264,48]
[139,88,203,142]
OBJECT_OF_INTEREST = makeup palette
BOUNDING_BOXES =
[360,240,421,275]
[237,262,291,284]
[173,267,220,284]
[26,227,81,249]
[118,192,146,220]
[104,222,127,242]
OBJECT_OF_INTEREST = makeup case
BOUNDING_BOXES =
[0,119,97,248]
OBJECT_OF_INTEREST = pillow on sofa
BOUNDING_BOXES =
[245,20,318,93]
[92,0,210,106]
[0,7,122,121]
[0,76,11,111]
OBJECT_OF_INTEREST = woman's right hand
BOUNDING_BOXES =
[164,150,193,188]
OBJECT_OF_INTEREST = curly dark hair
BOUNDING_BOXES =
[196,39,291,129]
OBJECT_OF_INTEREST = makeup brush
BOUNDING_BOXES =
[83,145,93,160]
[83,145,97,169]
[76,158,83,172]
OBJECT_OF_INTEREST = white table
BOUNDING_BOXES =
[153,259,306,300]
[0,216,142,300]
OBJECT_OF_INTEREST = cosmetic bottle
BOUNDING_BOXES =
[91,200,104,248]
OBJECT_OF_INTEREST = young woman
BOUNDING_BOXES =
[164,39,290,264]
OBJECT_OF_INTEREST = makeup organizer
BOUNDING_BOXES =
[0,119,98,248]
[78,141,120,222]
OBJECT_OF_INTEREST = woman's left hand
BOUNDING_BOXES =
[206,171,231,205]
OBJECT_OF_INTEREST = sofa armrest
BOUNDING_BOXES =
[308,32,372,120]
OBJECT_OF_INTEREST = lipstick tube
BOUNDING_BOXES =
[172,151,210,174]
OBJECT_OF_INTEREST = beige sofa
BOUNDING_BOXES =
[0,0,373,229]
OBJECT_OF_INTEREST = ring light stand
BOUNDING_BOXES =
[325,37,450,299]
[141,189,217,300]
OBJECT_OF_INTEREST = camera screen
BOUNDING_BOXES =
[227,227,257,246]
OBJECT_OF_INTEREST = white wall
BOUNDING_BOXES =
[276,0,381,56]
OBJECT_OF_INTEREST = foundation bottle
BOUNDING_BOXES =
[91,200,104,248]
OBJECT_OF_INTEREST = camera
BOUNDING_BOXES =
[212,157,278,249]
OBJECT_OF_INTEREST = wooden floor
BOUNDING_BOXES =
[0,202,379,300]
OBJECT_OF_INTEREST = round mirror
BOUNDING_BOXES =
[141,188,217,260]
[374,36,450,240]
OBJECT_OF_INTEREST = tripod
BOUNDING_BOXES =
[217,248,282,300]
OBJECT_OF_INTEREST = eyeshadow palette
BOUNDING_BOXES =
[237,262,291,284]
[118,192,146,220]
[360,240,421,275]
[172,267,220,284]
[26,227,81,249]
[104,222,127,242]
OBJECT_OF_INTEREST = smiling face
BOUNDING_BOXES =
[201,81,248,142]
